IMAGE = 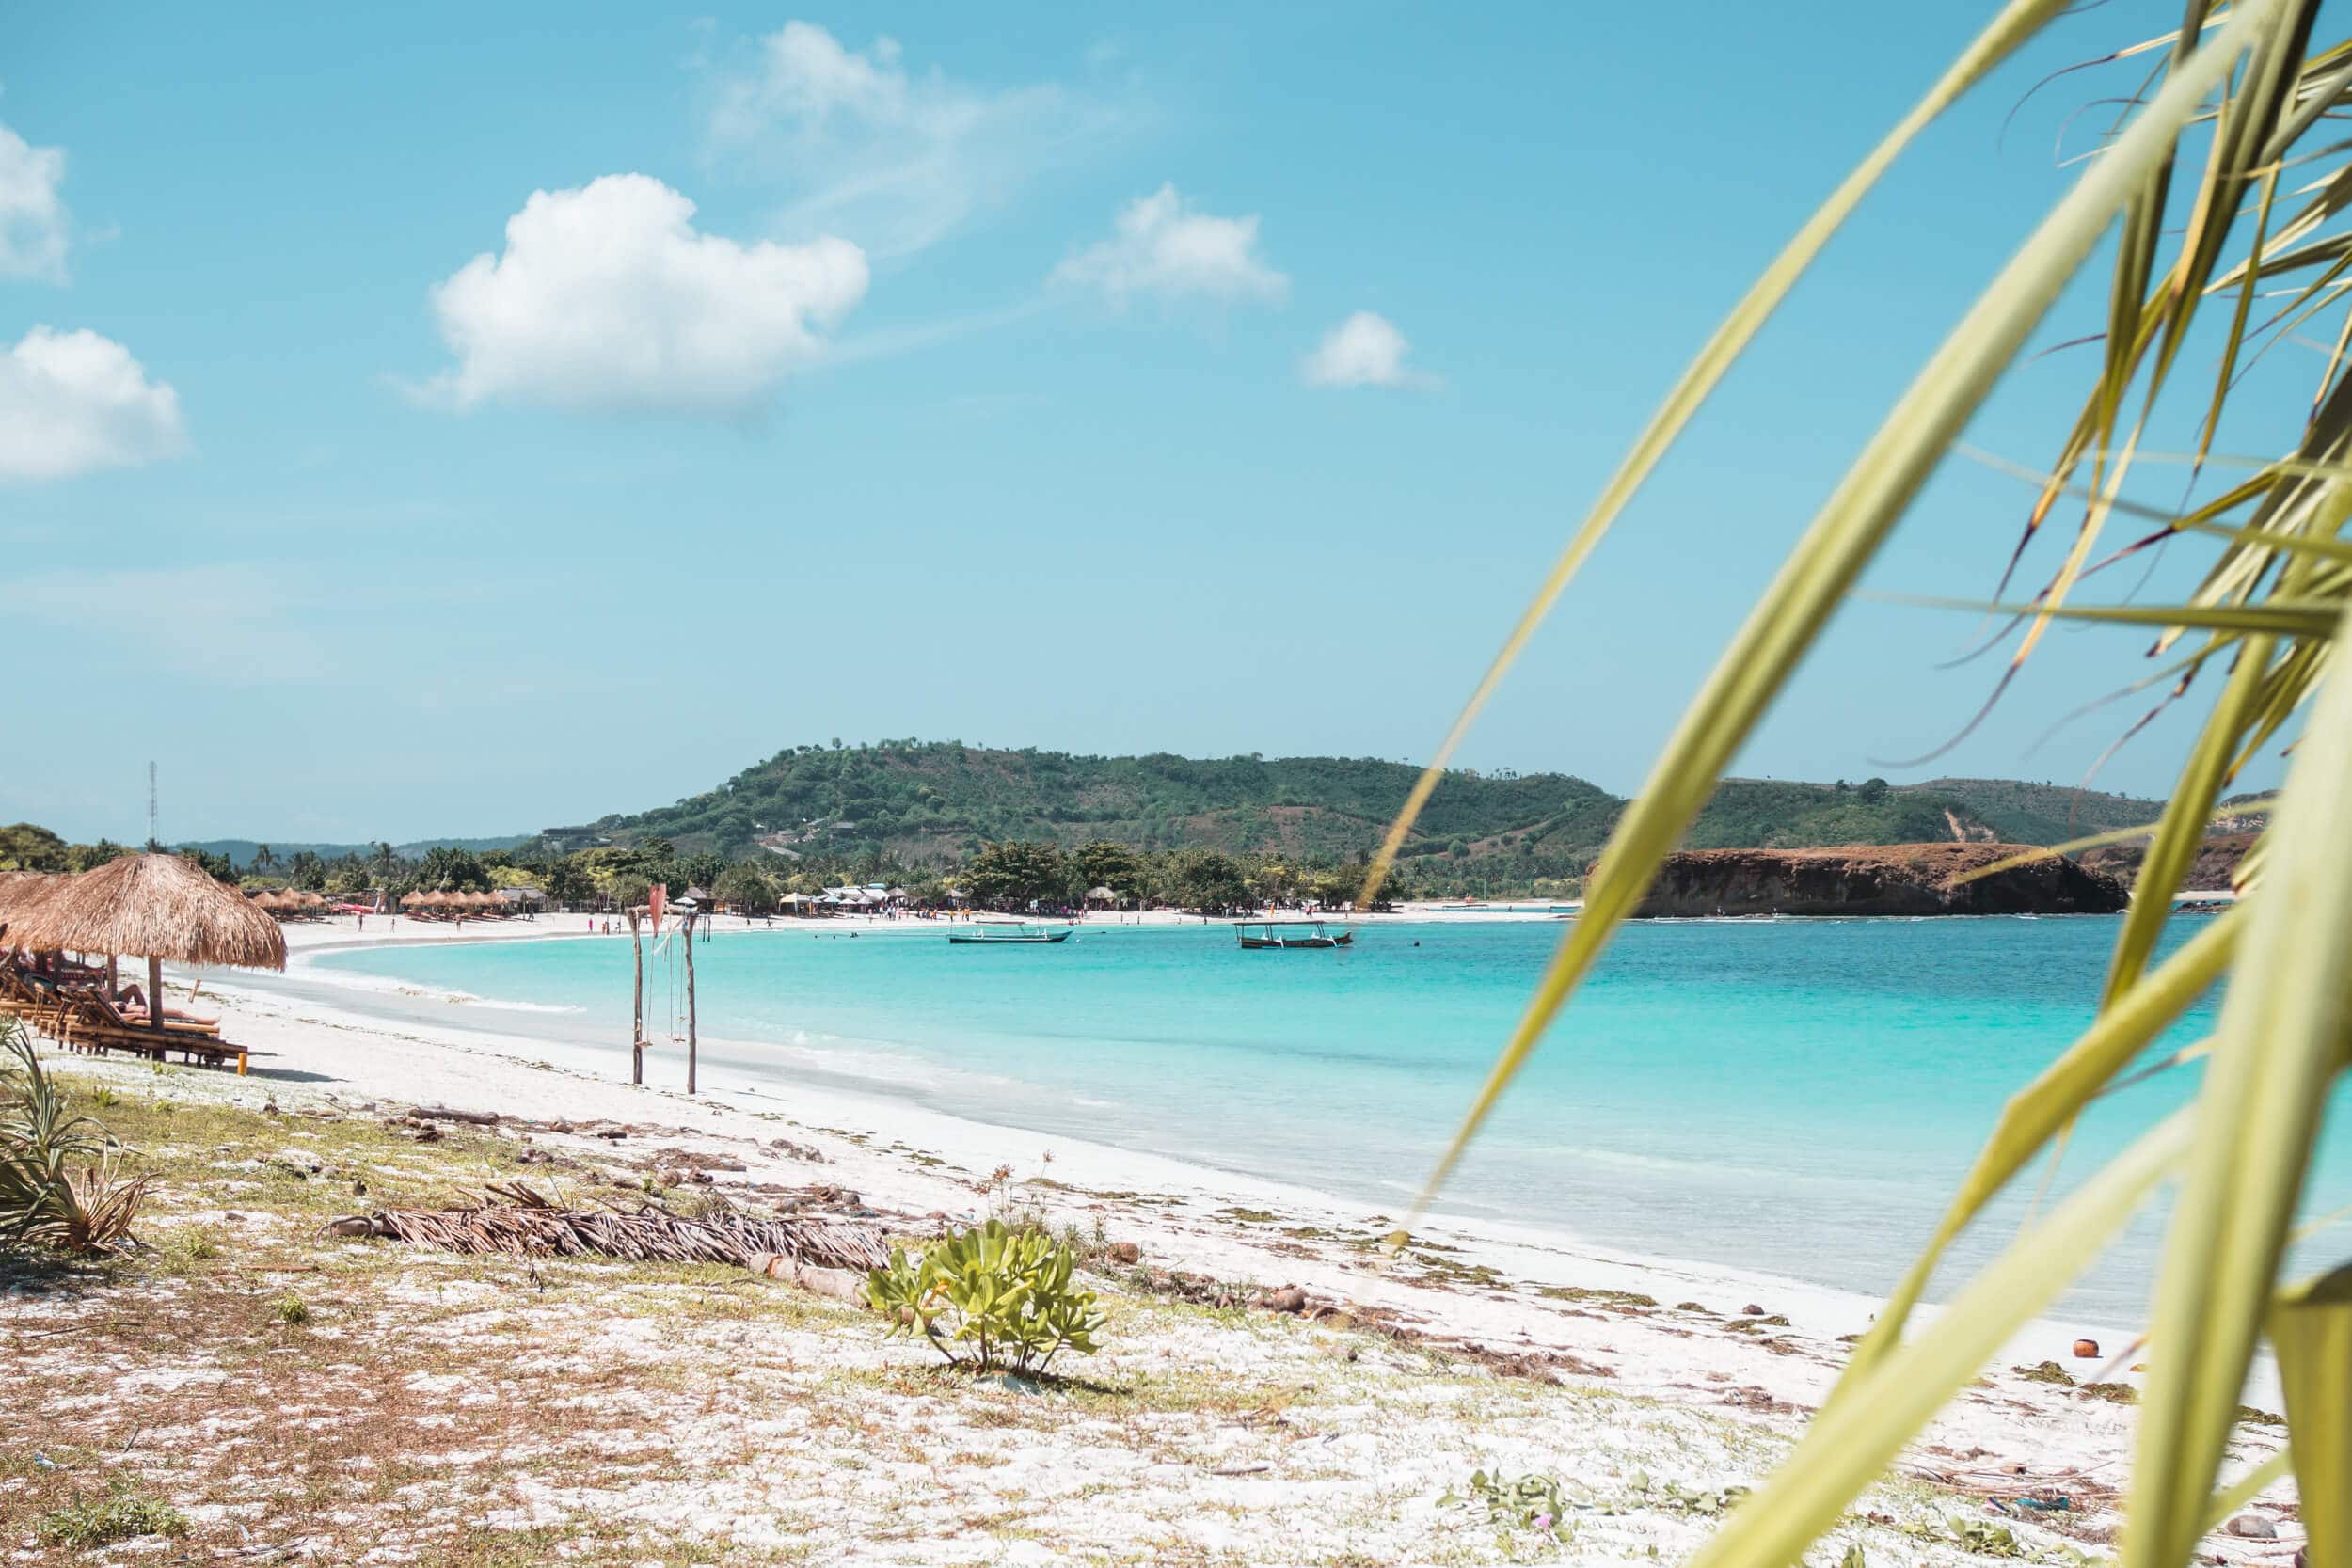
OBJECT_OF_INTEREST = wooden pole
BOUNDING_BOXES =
[684,913,698,1095]
[148,954,166,1037]
[628,911,644,1085]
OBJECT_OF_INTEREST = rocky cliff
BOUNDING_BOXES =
[2080,832,2253,894]
[1629,843,2130,918]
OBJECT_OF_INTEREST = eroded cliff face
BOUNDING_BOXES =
[2081,832,2252,893]
[1628,843,2129,918]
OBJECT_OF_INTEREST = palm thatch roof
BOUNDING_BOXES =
[399,890,428,909]
[0,871,65,943]
[5,854,286,969]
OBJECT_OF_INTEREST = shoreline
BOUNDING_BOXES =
[247,911,2182,1347]
[80,911,2290,1506]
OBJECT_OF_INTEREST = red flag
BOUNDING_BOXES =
[648,883,667,929]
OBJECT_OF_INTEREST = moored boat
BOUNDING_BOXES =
[1233,919,1354,950]
[946,923,1071,944]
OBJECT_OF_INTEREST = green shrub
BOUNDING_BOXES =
[866,1218,1105,1376]
[273,1294,310,1324]
[37,1484,188,1547]
[0,1022,151,1256]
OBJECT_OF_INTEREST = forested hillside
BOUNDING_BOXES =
[1892,778,2167,845]
[525,740,2170,889]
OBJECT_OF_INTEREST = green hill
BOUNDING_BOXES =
[1892,778,2167,845]
[530,741,2156,884]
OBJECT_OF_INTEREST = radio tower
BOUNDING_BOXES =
[148,761,158,847]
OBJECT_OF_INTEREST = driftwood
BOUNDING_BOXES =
[324,1181,890,1275]
[746,1251,868,1303]
[410,1104,501,1125]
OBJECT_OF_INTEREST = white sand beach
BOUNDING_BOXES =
[8,910,2292,1562]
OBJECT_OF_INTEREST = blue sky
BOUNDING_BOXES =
[0,4,2297,843]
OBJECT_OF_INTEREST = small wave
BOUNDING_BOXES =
[291,966,583,1016]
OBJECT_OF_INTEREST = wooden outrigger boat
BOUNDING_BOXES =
[946,923,1071,944]
[1233,919,1354,950]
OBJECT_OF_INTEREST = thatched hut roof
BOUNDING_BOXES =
[4,854,285,970]
[0,871,65,943]
[399,890,427,909]
[294,890,326,910]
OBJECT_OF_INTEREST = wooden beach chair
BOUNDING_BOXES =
[50,986,262,1074]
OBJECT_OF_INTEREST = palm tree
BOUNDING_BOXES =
[251,844,277,875]
[1380,7,2352,1567]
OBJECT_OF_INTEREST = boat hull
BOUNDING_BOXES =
[946,931,1071,944]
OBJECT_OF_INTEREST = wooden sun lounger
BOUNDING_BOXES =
[53,1019,262,1074]
[63,985,219,1036]
[5,970,262,1074]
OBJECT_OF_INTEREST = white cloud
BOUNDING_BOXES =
[1301,310,1432,389]
[0,119,69,281]
[708,21,1129,259]
[1052,183,1286,305]
[0,327,187,481]
[423,173,868,415]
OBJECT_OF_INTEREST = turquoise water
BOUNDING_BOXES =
[310,915,2352,1321]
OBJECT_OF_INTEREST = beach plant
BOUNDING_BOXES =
[0,1022,151,1256]
[866,1218,1106,1376]
[36,1482,189,1549]
[1440,1467,1581,1544]
[1365,5,2352,1568]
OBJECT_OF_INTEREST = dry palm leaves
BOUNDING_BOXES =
[326,1180,890,1274]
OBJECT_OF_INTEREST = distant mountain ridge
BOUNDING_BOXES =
[523,739,2186,878]
[180,835,531,870]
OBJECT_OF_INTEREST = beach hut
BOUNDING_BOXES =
[496,885,545,914]
[1,853,285,1037]
[0,871,64,952]
[1085,884,1121,911]
[399,890,429,913]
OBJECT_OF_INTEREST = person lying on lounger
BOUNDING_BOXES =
[112,983,222,1028]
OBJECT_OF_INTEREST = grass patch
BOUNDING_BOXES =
[1536,1284,1659,1309]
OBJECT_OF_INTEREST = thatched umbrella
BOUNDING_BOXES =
[399,890,427,911]
[0,871,65,953]
[5,854,284,1035]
